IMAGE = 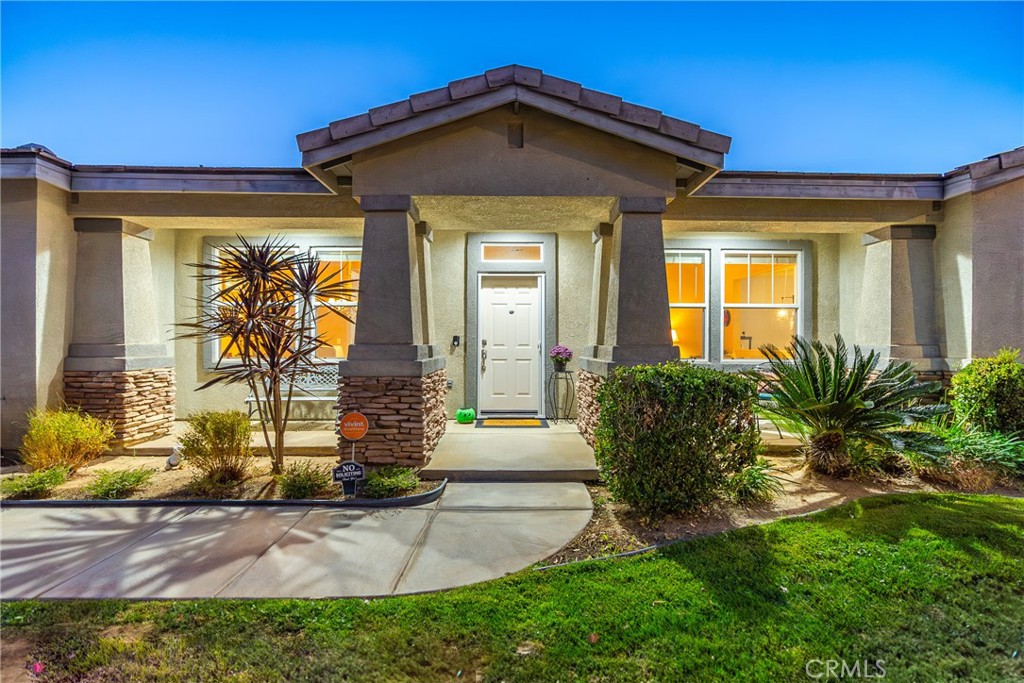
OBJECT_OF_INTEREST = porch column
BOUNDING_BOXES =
[864,224,945,372]
[338,195,446,466]
[64,219,175,445]
[578,197,678,445]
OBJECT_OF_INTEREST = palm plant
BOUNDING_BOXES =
[178,236,357,473]
[750,335,945,475]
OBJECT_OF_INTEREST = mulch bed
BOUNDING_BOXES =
[1,455,434,503]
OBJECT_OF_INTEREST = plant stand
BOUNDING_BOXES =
[546,370,576,424]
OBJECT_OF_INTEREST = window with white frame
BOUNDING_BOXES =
[311,247,360,359]
[207,242,360,364]
[721,251,799,360]
[665,250,708,360]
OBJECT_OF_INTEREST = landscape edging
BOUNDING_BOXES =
[0,478,447,510]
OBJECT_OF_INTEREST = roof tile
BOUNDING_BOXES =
[512,65,543,87]
[485,65,516,87]
[578,88,623,115]
[296,127,334,152]
[329,113,377,141]
[658,116,700,143]
[410,86,454,112]
[535,74,582,101]
[613,102,662,129]
[449,74,491,99]
[998,147,1024,169]
[696,128,732,154]
[368,99,416,127]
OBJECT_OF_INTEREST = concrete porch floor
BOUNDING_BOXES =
[420,421,599,482]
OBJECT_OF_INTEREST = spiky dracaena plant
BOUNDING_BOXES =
[751,335,946,475]
[178,236,356,473]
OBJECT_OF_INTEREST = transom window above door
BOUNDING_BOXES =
[481,242,543,262]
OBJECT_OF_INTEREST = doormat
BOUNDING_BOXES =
[475,418,549,428]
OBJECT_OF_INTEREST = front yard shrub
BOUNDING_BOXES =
[951,348,1024,435]
[364,465,419,499]
[85,467,156,499]
[178,410,254,484]
[0,467,70,500]
[727,457,784,504]
[277,461,332,499]
[754,335,944,475]
[594,362,760,516]
[19,408,114,472]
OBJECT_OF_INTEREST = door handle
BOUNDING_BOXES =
[481,339,487,372]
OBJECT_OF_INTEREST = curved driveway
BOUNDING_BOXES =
[0,482,591,599]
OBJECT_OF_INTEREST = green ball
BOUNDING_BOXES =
[455,408,476,424]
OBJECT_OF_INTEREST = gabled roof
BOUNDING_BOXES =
[296,65,732,193]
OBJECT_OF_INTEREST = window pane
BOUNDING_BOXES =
[482,243,542,262]
[749,254,775,304]
[723,253,749,304]
[316,308,356,359]
[666,252,705,305]
[723,308,796,360]
[670,308,704,360]
[314,249,360,358]
[773,255,798,304]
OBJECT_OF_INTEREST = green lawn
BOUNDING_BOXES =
[3,493,1023,682]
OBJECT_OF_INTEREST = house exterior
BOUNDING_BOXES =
[2,65,1022,464]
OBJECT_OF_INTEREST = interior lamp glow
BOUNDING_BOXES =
[671,329,679,343]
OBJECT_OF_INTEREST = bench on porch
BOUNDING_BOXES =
[245,364,340,418]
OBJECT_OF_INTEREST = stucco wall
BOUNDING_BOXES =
[935,194,973,366]
[0,179,76,450]
[838,233,892,352]
[1,179,40,449]
[971,178,1024,357]
[150,228,177,351]
[353,107,677,198]
[34,182,77,408]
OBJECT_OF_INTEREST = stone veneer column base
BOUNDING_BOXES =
[336,368,448,467]
[63,368,176,446]
[576,369,604,448]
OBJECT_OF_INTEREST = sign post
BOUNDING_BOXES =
[335,411,369,495]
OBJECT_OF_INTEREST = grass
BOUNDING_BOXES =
[3,493,1023,682]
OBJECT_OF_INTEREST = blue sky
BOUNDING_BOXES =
[2,2,1021,172]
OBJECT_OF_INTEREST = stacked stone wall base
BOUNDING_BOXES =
[576,369,604,448]
[336,369,448,466]
[63,368,176,446]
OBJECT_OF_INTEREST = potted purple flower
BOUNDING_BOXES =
[549,344,573,372]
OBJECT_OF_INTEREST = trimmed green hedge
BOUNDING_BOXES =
[594,362,760,515]
[951,348,1024,435]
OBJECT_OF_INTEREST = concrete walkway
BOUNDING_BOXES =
[421,422,599,482]
[0,482,591,599]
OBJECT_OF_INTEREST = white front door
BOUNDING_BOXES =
[478,275,543,414]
